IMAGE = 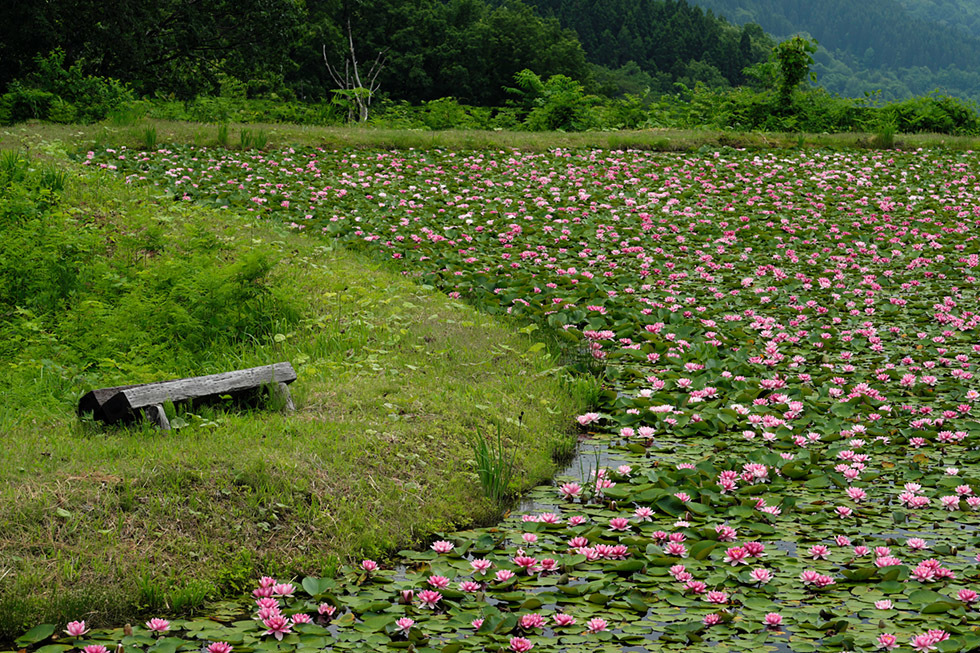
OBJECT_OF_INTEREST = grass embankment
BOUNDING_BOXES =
[0,148,586,640]
[5,119,980,155]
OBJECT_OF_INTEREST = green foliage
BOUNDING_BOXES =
[882,93,980,135]
[470,422,517,506]
[0,155,299,367]
[240,128,268,150]
[692,0,980,102]
[773,36,818,100]
[512,70,598,131]
[217,123,230,147]
[0,50,135,124]
[524,0,772,91]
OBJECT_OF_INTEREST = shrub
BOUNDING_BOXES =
[22,50,134,123]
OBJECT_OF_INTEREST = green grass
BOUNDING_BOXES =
[6,118,980,155]
[0,149,584,639]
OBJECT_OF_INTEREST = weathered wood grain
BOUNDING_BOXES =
[78,362,296,425]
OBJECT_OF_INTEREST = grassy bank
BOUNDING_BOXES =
[4,119,980,156]
[0,149,587,639]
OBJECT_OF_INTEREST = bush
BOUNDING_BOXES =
[512,70,599,132]
[0,85,58,123]
[883,93,980,135]
[0,50,134,124]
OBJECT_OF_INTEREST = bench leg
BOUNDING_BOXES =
[145,404,171,431]
[274,382,295,412]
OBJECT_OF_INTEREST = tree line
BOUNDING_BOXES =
[0,0,771,106]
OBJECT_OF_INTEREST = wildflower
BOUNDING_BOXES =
[145,619,170,633]
[65,621,89,637]
[509,636,534,652]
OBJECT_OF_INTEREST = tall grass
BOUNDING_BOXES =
[471,422,517,506]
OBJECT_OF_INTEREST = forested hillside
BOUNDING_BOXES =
[521,0,772,94]
[690,0,980,100]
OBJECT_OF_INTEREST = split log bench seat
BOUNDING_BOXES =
[78,362,297,430]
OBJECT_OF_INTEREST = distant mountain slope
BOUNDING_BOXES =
[689,0,980,101]
[894,0,980,40]
[522,0,773,93]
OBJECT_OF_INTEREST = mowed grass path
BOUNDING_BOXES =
[0,143,584,639]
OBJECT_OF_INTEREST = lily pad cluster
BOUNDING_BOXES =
[62,145,980,652]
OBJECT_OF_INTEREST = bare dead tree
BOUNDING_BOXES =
[323,18,388,123]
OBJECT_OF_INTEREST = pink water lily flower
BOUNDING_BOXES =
[145,618,170,633]
[763,612,782,628]
[65,621,89,637]
[585,617,608,633]
[509,636,534,652]
[576,412,600,425]
[431,540,454,553]
[206,643,233,653]
[395,617,414,634]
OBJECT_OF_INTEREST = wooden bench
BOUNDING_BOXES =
[78,362,297,430]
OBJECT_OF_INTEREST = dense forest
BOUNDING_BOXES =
[5,0,980,136]
[0,0,770,105]
[522,0,772,93]
[690,0,980,101]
